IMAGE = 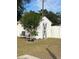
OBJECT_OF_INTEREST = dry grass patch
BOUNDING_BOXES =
[17,37,61,59]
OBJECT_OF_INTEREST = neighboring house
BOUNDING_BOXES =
[17,16,60,39]
[17,22,25,37]
[17,22,29,38]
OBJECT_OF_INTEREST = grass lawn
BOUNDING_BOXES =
[17,37,61,59]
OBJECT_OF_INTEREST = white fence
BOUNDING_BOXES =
[51,26,61,38]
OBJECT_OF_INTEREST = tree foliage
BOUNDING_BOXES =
[39,9,61,26]
[21,11,41,39]
[17,0,31,21]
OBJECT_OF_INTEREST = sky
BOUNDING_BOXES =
[25,0,61,13]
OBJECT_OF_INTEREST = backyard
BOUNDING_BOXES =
[17,37,61,59]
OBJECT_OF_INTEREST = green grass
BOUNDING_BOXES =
[17,37,61,59]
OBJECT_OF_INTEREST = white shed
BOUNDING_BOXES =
[35,16,52,39]
[17,22,29,37]
[17,22,25,37]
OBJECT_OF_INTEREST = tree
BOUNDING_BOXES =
[39,9,48,16]
[39,9,61,25]
[21,11,41,40]
[46,11,61,25]
[17,0,31,21]
[56,12,61,25]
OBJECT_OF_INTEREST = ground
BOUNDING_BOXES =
[17,37,61,59]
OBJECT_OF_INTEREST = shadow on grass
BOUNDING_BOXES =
[46,48,57,59]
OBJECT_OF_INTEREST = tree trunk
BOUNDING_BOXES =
[30,34,32,41]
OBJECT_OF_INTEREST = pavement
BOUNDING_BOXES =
[17,55,40,59]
